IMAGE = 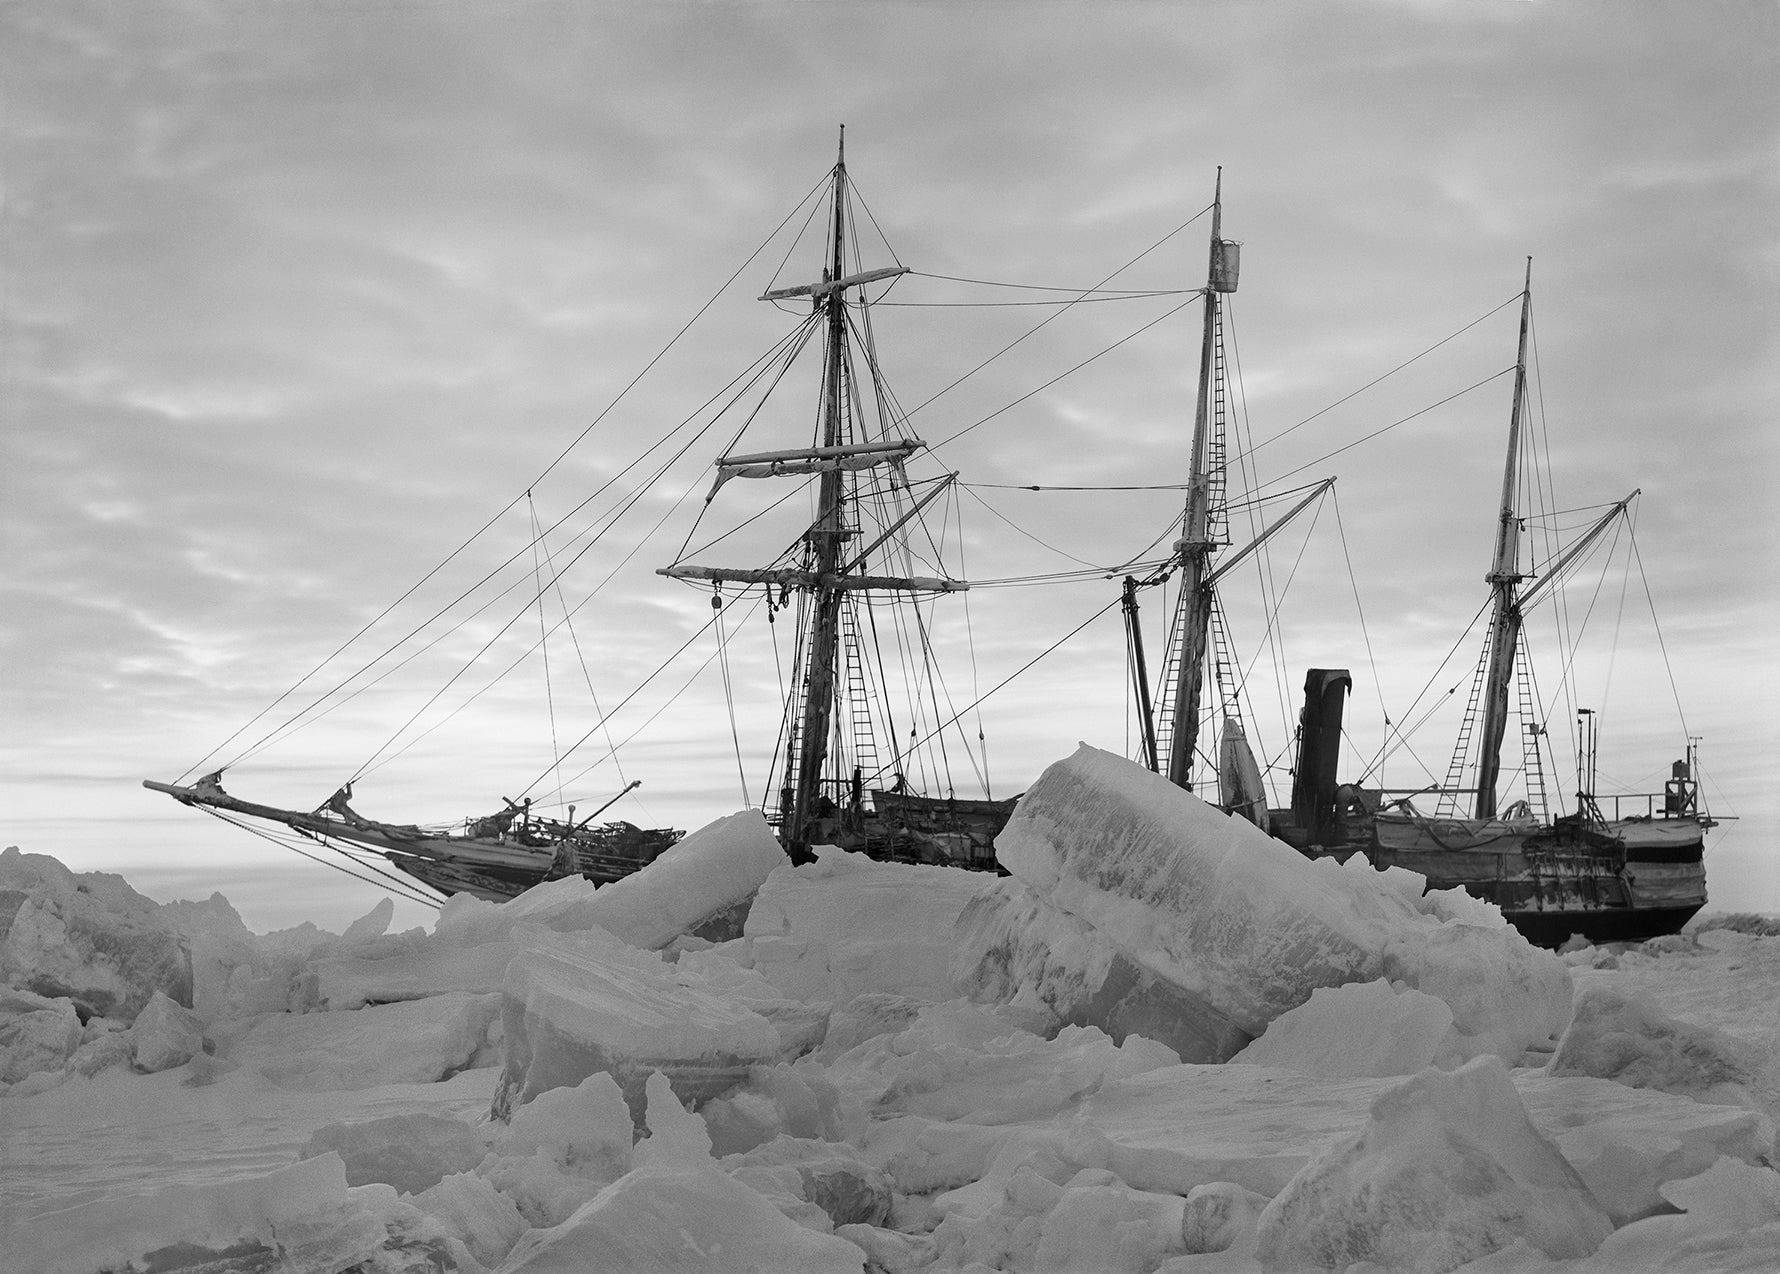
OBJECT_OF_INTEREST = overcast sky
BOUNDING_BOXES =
[4,1,1775,930]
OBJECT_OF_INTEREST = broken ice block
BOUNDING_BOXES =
[958,745,1571,1064]
[491,926,800,1125]
[1255,1055,1614,1269]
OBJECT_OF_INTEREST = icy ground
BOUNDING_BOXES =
[3,746,1776,1274]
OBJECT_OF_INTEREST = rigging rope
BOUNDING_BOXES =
[931,299,1199,450]
[528,495,565,812]
[859,591,1125,787]
[1234,294,1524,469]
[183,174,834,786]
[198,806,441,910]
[712,587,750,804]
[1628,522,1691,743]
[901,204,1213,430]
[1261,369,1517,492]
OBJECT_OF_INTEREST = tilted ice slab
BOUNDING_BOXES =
[435,809,783,951]
[735,845,997,1004]
[955,745,1572,1062]
[491,924,825,1124]
[312,934,523,1010]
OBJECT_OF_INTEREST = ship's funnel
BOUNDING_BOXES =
[1290,668,1351,844]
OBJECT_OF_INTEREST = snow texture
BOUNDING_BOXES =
[300,1111,487,1194]
[127,989,204,1073]
[1231,978,1455,1077]
[0,846,192,1019]
[1551,983,1780,1122]
[226,990,502,1089]
[1254,1055,1615,1271]
[489,924,798,1124]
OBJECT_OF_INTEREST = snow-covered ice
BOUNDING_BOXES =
[3,761,1777,1273]
[955,745,1573,1066]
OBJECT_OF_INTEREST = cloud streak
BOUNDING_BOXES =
[4,1,1774,924]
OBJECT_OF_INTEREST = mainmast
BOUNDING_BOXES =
[1165,170,1239,791]
[1473,258,1535,820]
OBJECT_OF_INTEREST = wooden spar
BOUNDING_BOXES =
[1474,258,1535,820]
[761,264,909,302]
[717,438,923,470]
[1122,576,1161,771]
[1516,489,1639,612]
[1204,478,1336,588]
[658,564,963,592]
[784,130,852,861]
[140,777,547,870]
[841,473,957,573]
[705,438,925,499]
[1165,169,1225,792]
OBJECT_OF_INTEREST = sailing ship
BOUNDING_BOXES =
[1130,194,1713,946]
[144,132,1013,902]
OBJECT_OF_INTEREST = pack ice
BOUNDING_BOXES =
[7,744,1780,1274]
[954,744,1574,1065]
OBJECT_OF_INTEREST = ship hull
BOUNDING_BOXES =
[1274,807,1708,949]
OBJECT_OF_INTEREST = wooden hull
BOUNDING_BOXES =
[1275,807,1708,948]
[792,789,1018,869]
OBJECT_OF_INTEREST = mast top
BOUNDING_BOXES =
[837,124,845,167]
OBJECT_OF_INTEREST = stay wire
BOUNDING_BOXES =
[352,313,837,784]
[1234,293,1523,468]
[199,806,441,910]
[1356,594,1496,785]
[930,298,1199,450]
[1259,368,1516,493]
[214,308,820,777]
[189,168,830,782]
[859,591,1125,787]
[1628,522,1691,741]
[1330,489,1391,784]
[528,495,564,812]
[517,596,732,796]
[904,205,1212,429]
[359,451,728,786]
[713,591,750,804]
